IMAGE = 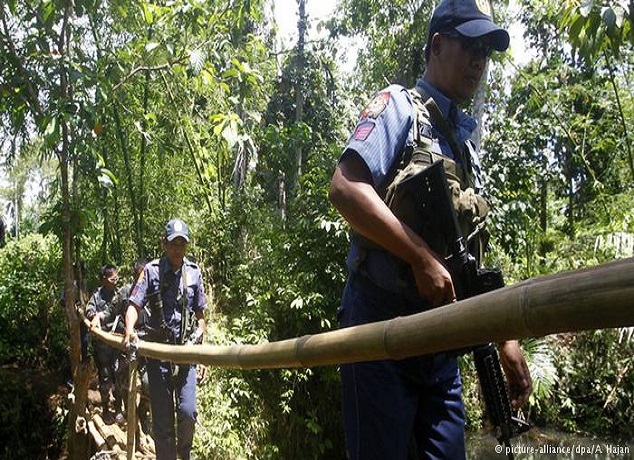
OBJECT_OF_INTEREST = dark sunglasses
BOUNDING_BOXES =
[442,31,494,59]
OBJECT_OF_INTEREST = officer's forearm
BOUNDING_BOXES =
[124,304,139,337]
[329,155,437,269]
[195,311,206,334]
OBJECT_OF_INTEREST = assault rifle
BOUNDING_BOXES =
[137,290,200,345]
[398,159,529,458]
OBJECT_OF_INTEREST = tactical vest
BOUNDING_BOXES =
[355,86,490,271]
[391,87,490,262]
[142,258,197,344]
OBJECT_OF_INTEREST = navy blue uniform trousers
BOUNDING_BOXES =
[338,274,466,460]
[147,359,197,460]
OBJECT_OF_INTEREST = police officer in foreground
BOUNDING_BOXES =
[123,219,207,460]
[328,0,532,458]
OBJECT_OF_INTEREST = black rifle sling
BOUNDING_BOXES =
[179,264,190,344]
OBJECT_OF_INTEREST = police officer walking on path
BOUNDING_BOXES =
[123,218,207,460]
[328,1,532,458]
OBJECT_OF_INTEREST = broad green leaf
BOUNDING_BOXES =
[579,0,594,17]
[189,49,205,75]
[42,0,55,22]
[145,42,160,53]
[44,118,58,142]
[601,7,617,30]
[569,15,587,44]
[223,68,240,79]
[222,122,239,148]
[95,153,106,168]
[141,2,154,24]
[98,168,118,187]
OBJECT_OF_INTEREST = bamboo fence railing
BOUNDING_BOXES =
[88,257,634,370]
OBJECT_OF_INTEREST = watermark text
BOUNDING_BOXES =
[494,443,630,456]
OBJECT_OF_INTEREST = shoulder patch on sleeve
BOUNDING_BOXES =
[352,121,375,141]
[361,92,390,119]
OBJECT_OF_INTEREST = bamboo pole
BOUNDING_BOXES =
[126,358,137,460]
[88,257,634,370]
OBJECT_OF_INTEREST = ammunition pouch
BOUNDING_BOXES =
[137,290,172,343]
[136,326,170,344]
[384,148,490,259]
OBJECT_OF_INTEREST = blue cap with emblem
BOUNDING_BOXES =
[165,218,189,242]
[428,0,510,52]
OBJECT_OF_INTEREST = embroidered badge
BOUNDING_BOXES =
[475,0,491,16]
[353,121,375,141]
[361,92,390,119]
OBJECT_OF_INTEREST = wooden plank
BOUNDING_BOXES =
[109,421,127,448]
[87,420,106,450]
[93,413,122,450]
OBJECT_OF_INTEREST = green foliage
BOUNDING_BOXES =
[460,338,559,431]
[523,337,559,414]
[484,26,633,276]
[0,368,66,459]
[196,149,349,458]
[0,234,65,368]
[459,354,486,430]
[543,330,634,437]
[2,0,634,455]
[562,0,633,61]
[327,0,434,88]
[195,366,269,459]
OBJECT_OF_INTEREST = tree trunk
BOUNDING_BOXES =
[291,0,307,194]
[113,103,144,256]
[58,2,89,457]
[138,67,151,257]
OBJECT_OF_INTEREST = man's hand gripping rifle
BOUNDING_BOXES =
[399,159,529,456]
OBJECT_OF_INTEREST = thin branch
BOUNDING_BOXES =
[603,48,634,183]
[112,62,174,92]
[159,70,214,214]
[0,7,45,120]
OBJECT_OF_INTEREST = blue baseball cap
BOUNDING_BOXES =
[165,218,189,242]
[429,0,510,52]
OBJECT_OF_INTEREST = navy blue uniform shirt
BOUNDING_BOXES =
[130,257,207,343]
[342,77,482,301]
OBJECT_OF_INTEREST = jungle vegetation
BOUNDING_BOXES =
[0,0,633,458]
